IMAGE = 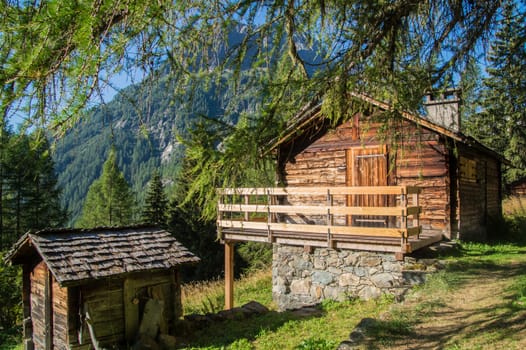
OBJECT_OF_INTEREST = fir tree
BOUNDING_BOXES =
[141,170,168,226]
[77,148,136,227]
[467,1,526,183]
[0,129,67,248]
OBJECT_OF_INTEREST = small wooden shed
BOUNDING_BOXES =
[6,226,200,350]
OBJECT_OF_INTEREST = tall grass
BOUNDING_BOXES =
[488,195,526,244]
[181,269,273,315]
[503,196,526,218]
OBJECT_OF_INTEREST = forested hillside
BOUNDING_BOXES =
[53,71,230,224]
[52,27,318,224]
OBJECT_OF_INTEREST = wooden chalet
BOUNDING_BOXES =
[6,226,200,350]
[217,90,505,308]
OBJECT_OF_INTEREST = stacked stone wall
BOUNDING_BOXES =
[272,245,442,310]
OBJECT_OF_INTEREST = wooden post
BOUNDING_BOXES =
[327,189,333,248]
[217,191,224,240]
[244,195,249,221]
[413,190,420,239]
[398,187,410,260]
[224,241,235,310]
[267,189,273,242]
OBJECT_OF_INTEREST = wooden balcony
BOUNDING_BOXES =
[217,186,442,256]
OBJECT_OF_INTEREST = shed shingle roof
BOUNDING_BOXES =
[6,226,200,287]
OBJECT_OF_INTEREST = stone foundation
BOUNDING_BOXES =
[272,245,443,310]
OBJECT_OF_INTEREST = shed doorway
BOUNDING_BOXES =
[346,145,388,227]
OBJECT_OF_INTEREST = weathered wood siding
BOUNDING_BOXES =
[52,278,68,349]
[123,270,179,342]
[280,116,452,238]
[457,145,501,240]
[28,261,69,349]
[392,123,451,238]
[81,279,125,347]
[30,261,47,350]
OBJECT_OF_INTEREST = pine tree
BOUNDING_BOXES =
[141,170,168,226]
[76,148,136,227]
[0,130,67,248]
[468,1,526,183]
[22,136,68,231]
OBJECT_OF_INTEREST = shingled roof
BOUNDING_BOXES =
[6,226,200,287]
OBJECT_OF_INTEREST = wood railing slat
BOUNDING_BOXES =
[218,186,411,196]
[218,220,406,238]
[218,204,421,217]
[217,185,422,253]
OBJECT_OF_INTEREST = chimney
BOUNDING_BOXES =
[423,89,461,133]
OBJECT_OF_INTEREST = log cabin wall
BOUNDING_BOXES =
[392,123,452,238]
[52,278,68,349]
[456,145,502,241]
[278,116,452,238]
[28,261,69,350]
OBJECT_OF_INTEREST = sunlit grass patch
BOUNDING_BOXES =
[509,275,526,310]
[181,269,273,315]
[503,196,526,218]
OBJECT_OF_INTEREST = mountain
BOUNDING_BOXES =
[52,29,320,225]
[53,73,229,225]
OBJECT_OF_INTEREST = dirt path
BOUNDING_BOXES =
[360,262,526,349]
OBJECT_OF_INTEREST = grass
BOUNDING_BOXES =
[4,197,526,349]
[360,237,526,350]
[179,198,526,349]
[181,269,274,315]
[179,291,396,349]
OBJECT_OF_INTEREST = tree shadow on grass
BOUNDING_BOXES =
[176,305,325,349]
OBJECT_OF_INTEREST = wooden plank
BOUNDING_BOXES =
[222,233,270,243]
[123,278,138,343]
[218,220,269,231]
[218,220,406,238]
[409,233,443,251]
[336,241,401,252]
[219,203,419,217]
[224,242,234,310]
[217,186,412,196]
[274,237,330,247]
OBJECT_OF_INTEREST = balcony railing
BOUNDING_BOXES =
[217,186,421,253]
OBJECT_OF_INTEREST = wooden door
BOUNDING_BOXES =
[346,146,388,227]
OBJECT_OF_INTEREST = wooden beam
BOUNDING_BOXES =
[219,203,420,217]
[224,242,235,310]
[217,186,412,196]
[218,220,406,237]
